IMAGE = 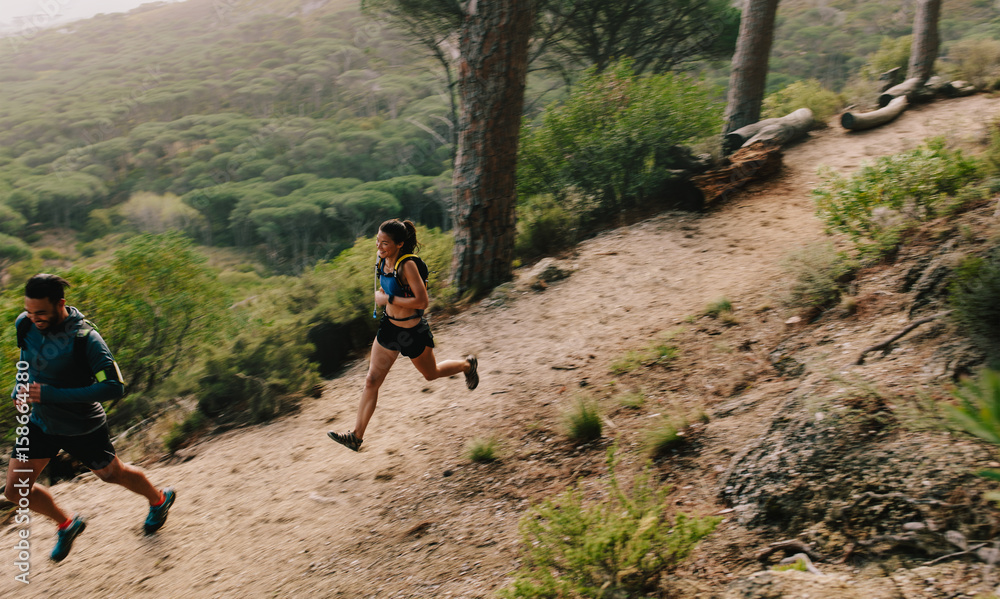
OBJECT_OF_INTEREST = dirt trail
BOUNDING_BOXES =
[3,95,999,598]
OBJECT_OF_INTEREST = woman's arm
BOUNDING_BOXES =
[390,260,429,311]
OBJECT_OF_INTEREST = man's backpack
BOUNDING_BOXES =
[16,317,125,392]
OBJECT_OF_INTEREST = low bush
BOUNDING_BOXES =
[515,194,580,261]
[860,35,912,81]
[946,38,1000,90]
[950,251,1000,366]
[644,417,685,458]
[465,436,501,463]
[946,368,1000,445]
[782,242,857,309]
[564,398,603,443]
[610,333,680,374]
[197,324,320,423]
[763,79,844,126]
[813,139,982,260]
[164,410,208,453]
[704,297,733,317]
[499,447,720,598]
[518,60,722,222]
[617,390,646,409]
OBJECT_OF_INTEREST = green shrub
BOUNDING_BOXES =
[518,60,722,223]
[782,242,857,309]
[763,79,844,126]
[610,350,648,375]
[164,410,208,453]
[515,194,580,261]
[644,417,685,458]
[37,248,64,260]
[465,436,500,463]
[813,139,981,259]
[564,398,603,443]
[860,35,912,80]
[950,252,1000,365]
[986,121,1000,178]
[499,447,720,598]
[946,38,1000,90]
[947,369,1000,445]
[611,335,680,374]
[704,297,733,317]
[617,390,646,409]
[197,324,321,423]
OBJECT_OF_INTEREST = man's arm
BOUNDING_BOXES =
[37,328,124,404]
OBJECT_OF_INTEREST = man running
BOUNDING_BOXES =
[4,274,175,562]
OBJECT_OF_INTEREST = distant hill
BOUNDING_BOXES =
[0,0,456,270]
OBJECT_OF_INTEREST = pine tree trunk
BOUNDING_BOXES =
[450,0,535,296]
[907,0,941,84]
[723,0,781,135]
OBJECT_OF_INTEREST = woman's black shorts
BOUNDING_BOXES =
[376,316,434,359]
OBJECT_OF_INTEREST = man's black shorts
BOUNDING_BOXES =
[10,421,116,471]
[376,316,434,359]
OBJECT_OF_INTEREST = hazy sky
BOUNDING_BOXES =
[0,0,179,30]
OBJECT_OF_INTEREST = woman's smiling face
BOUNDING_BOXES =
[376,229,403,261]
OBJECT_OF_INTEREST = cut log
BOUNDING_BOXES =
[878,67,903,92]
[724,108,814,154]
[691,142,783,205]
[925,75,950,94]
[879,77,924,107]
[841,96,908,131]
[723,117,778,154]
[950,80,977,96]
[741,108,813,147]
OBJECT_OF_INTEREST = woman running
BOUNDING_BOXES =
[328,219,478,452]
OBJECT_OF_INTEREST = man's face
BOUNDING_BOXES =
[24,297,64,331]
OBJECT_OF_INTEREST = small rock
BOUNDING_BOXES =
[517,258,575,291]
[977,547,1000,564]
[945,530,968,551]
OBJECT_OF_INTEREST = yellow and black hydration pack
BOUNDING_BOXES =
[373,253,430,320]
[16,317,126,392]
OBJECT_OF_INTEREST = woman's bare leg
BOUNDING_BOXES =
[353,339,399,439]
[409,347,469,381]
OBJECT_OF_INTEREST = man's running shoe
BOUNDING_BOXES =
[327,430,363,452]
[50,515,86,562]
[144,487,176,534]
[465,355,479,390]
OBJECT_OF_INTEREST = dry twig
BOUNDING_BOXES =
[856,311,951,365]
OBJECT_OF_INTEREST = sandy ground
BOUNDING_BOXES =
[2,94,999,598]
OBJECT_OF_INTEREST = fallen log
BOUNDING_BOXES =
[950,80,977,96]
[878,67,904,92]
[879,77,925,107]
[741,108,814,147]
[841,95,908,131]
[724,118,779,154]
[691,142,783,205]
[724,108,814,154]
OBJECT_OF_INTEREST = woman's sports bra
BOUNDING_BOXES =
[379,261,423,321]
[379,272,406,298]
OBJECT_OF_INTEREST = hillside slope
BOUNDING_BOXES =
[2,93,1000,598]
